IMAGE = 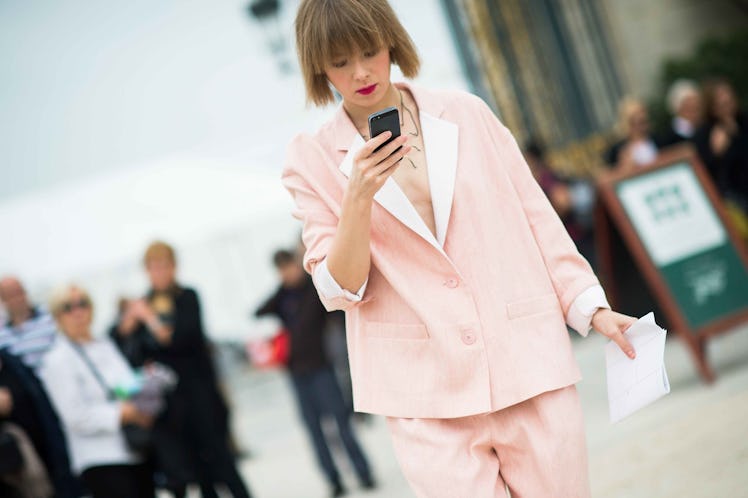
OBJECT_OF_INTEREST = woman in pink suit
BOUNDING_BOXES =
[283,1,637,496]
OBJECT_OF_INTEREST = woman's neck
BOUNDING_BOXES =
[628,132,649,142]
[68,331,93,344]
[344,82,400,133]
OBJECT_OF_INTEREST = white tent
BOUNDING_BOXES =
[0,155,300,340]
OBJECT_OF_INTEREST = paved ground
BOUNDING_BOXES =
[200,321,748,498]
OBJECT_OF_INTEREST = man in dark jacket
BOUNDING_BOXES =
[255,249,374,498]
[0,349,81,498]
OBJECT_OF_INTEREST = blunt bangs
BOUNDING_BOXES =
[295,0,420,106]
[310,4,385,73]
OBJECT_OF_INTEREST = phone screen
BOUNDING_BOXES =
[368,107,401,154]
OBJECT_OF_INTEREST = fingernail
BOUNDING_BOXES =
[628,351,636,359]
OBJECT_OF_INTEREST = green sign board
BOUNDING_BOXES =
[615,161,748,329]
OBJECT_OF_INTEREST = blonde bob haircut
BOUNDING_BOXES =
[143,240,177,267]
[295,0,420,106]
[49,284,94,319]
[616,96,648,137]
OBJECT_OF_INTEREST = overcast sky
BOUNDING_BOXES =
[0,0,466,202]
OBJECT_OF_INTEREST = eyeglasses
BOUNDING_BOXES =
[60,298,91,314]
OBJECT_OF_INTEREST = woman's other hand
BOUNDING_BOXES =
[0,387,13,416]
[120,401,153,428]
[116,301,140,336]
[710,125,732,156]
[591,309,637,359]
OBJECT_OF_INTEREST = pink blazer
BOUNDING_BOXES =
[282,82,602,419]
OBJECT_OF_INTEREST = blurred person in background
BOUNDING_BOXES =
[524,141,596,268]
[109,297,157,369]
[0,277,58,371]
[0,348,80,498]
[38,285,154,498]
[694,78,748,219]
[110,241,251,498]
[659,79,703,147]
[295,235,359,419]
[604,97,661,171]
[255,249,374,497]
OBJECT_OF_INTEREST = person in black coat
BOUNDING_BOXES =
[111,241,251,498]
[0,349,81,498]
[658,79,703,148]
[255,249,374,498]
[693,78,748,212]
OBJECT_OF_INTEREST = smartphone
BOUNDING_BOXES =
[368,106,401,154]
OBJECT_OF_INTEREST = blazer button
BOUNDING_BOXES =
[461,330,476,345]
[444,278,459,288]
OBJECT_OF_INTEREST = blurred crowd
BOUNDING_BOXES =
[0,242,252,498]
[523,76,748,264]
[0,74,745,498]
[0,238,373,498]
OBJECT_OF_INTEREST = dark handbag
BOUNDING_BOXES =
[0,430,23,474]
[69,341,153,453]
[121,424,152,453]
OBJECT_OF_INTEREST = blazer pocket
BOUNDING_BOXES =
[506,293,561,320]
[362,321,429,340]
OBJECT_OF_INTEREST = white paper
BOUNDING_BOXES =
[606,312,670,423]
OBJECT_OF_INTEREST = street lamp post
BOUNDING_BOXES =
[246,0,293,74]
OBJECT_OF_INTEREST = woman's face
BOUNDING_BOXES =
[713,84,737,121]
[324,46,392,112]
[57,288,93,342]
[679,92,702,125]
[627,105,650,138]
[146,257,176,292]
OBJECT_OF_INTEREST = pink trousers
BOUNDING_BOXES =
[386,385,590,498]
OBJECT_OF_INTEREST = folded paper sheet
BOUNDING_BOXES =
[606,312,671,423]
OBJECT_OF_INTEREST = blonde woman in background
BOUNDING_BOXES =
[604,97,661,171]
[38,285,154,498]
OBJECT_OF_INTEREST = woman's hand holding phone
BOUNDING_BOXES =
[347,132,410,202]
[327,128,409,294]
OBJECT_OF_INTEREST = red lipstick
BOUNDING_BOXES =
[356,84,377,95]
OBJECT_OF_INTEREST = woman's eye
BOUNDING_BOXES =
[332,60,347,68]
[363,50,377,58]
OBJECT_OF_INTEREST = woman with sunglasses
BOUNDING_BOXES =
[38,285,154,498]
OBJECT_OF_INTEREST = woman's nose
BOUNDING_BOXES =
[352,60,368,79]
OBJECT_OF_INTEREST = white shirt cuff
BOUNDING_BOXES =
[314,259,367,302]
[566,285,610,337]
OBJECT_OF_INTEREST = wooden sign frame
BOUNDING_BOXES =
[596,145,748,382]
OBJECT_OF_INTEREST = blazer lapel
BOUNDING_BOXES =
[421,111,459,247]
[333,82,459,257]
[338,135,446,256]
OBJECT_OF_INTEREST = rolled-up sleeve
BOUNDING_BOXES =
[281,134,369,312]
[565,284,611,337]
[314,258,368,303]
